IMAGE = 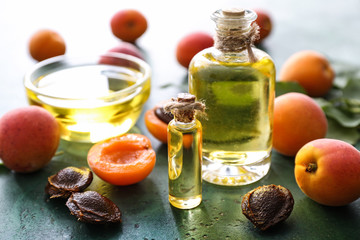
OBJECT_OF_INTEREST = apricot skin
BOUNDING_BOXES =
[110,9,147,42]
[295,139,360,206]
[279,50,335,97]
[273,92,327,157]
[254,9,272,44]
[176,32,214,68]
[107,42,145,60]
[29,29,66,62]
[145,108,168,144]
[0,106,60,173]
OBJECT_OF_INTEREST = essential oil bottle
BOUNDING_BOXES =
[188,8,276,186]
[165,93,205,209]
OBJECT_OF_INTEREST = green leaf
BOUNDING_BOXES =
[324,88,343,100]
[275,81,306,97]
[333,75,350,89]
[355,141,360,150]
[313,97,332,108]
[343,78,360,100]
[323,105,360,128]
[344,98,360,114]
[326,118,360,145]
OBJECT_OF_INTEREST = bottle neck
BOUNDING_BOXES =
[173,109,195,123]
[211,8,259,62]
[172,118,197,130]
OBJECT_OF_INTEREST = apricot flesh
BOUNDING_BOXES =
[273,92,328,156]
[279,50,335,97]
[0,106,60,173]
[295,138,360,206]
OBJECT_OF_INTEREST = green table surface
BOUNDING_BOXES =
[1,1,360,239]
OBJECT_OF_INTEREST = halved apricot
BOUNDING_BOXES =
[87,134,156,186]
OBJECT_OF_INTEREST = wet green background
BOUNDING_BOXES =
[1,0,360,239]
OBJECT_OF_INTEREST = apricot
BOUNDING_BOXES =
[144,105,192,147]
[176,32,214,68]
[273,92,327,156]
[0,106,60,173]
[28,29,66,62]
[145,105,169,144]
[110,9,148,42]
[254,9,272,44]
[87,134,156,186]
[295,139,360,206]
[107,42,145,60]
[279,50,335,97]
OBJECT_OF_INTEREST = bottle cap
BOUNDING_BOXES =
[177,93,196,103]
[222,8,246,17]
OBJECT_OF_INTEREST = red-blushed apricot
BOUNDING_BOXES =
[273,92,328,157]
[254,9,273,44]
[107,42,145,60]
[295,138,360,206]
[176,32,214,68]
[28,29,66,62]
[87,134,156,186]
[110,9,148,42]
[0,106,60,173]
[279,50,335,97]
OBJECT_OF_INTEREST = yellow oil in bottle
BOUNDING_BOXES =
[168,120,202,209]
[188,8,275,186]
[25,64,150,143]
[189,48,275,185]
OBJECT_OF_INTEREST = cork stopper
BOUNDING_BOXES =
[177,93,196,103]
[164,93,205,123]
[211,8,260,62]
[222,8,245,17]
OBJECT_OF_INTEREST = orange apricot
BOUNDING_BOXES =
[145,106,193,148]
[176,32,214,68]
[87,134,156,186]
[28,29,66,62]
[110,9,148,42]
[145,107,168,144]
[279,50,335,97]
[273,92,328,156]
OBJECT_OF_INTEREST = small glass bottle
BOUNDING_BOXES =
[188,8,276,186]
[165,93,205,209]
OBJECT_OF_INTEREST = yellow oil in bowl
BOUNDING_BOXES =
[24,53,151,143]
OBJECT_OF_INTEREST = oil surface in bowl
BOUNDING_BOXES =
[26,64,150,143]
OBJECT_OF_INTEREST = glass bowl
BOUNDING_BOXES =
[24,53,151,143]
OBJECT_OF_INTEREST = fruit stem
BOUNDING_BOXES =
[305,163,317,173]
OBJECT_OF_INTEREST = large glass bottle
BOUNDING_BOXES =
[188,8,275,186]
[166,93,204,209]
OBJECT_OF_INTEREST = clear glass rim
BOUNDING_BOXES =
[23,52,151,101]
[211,8,257,23]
